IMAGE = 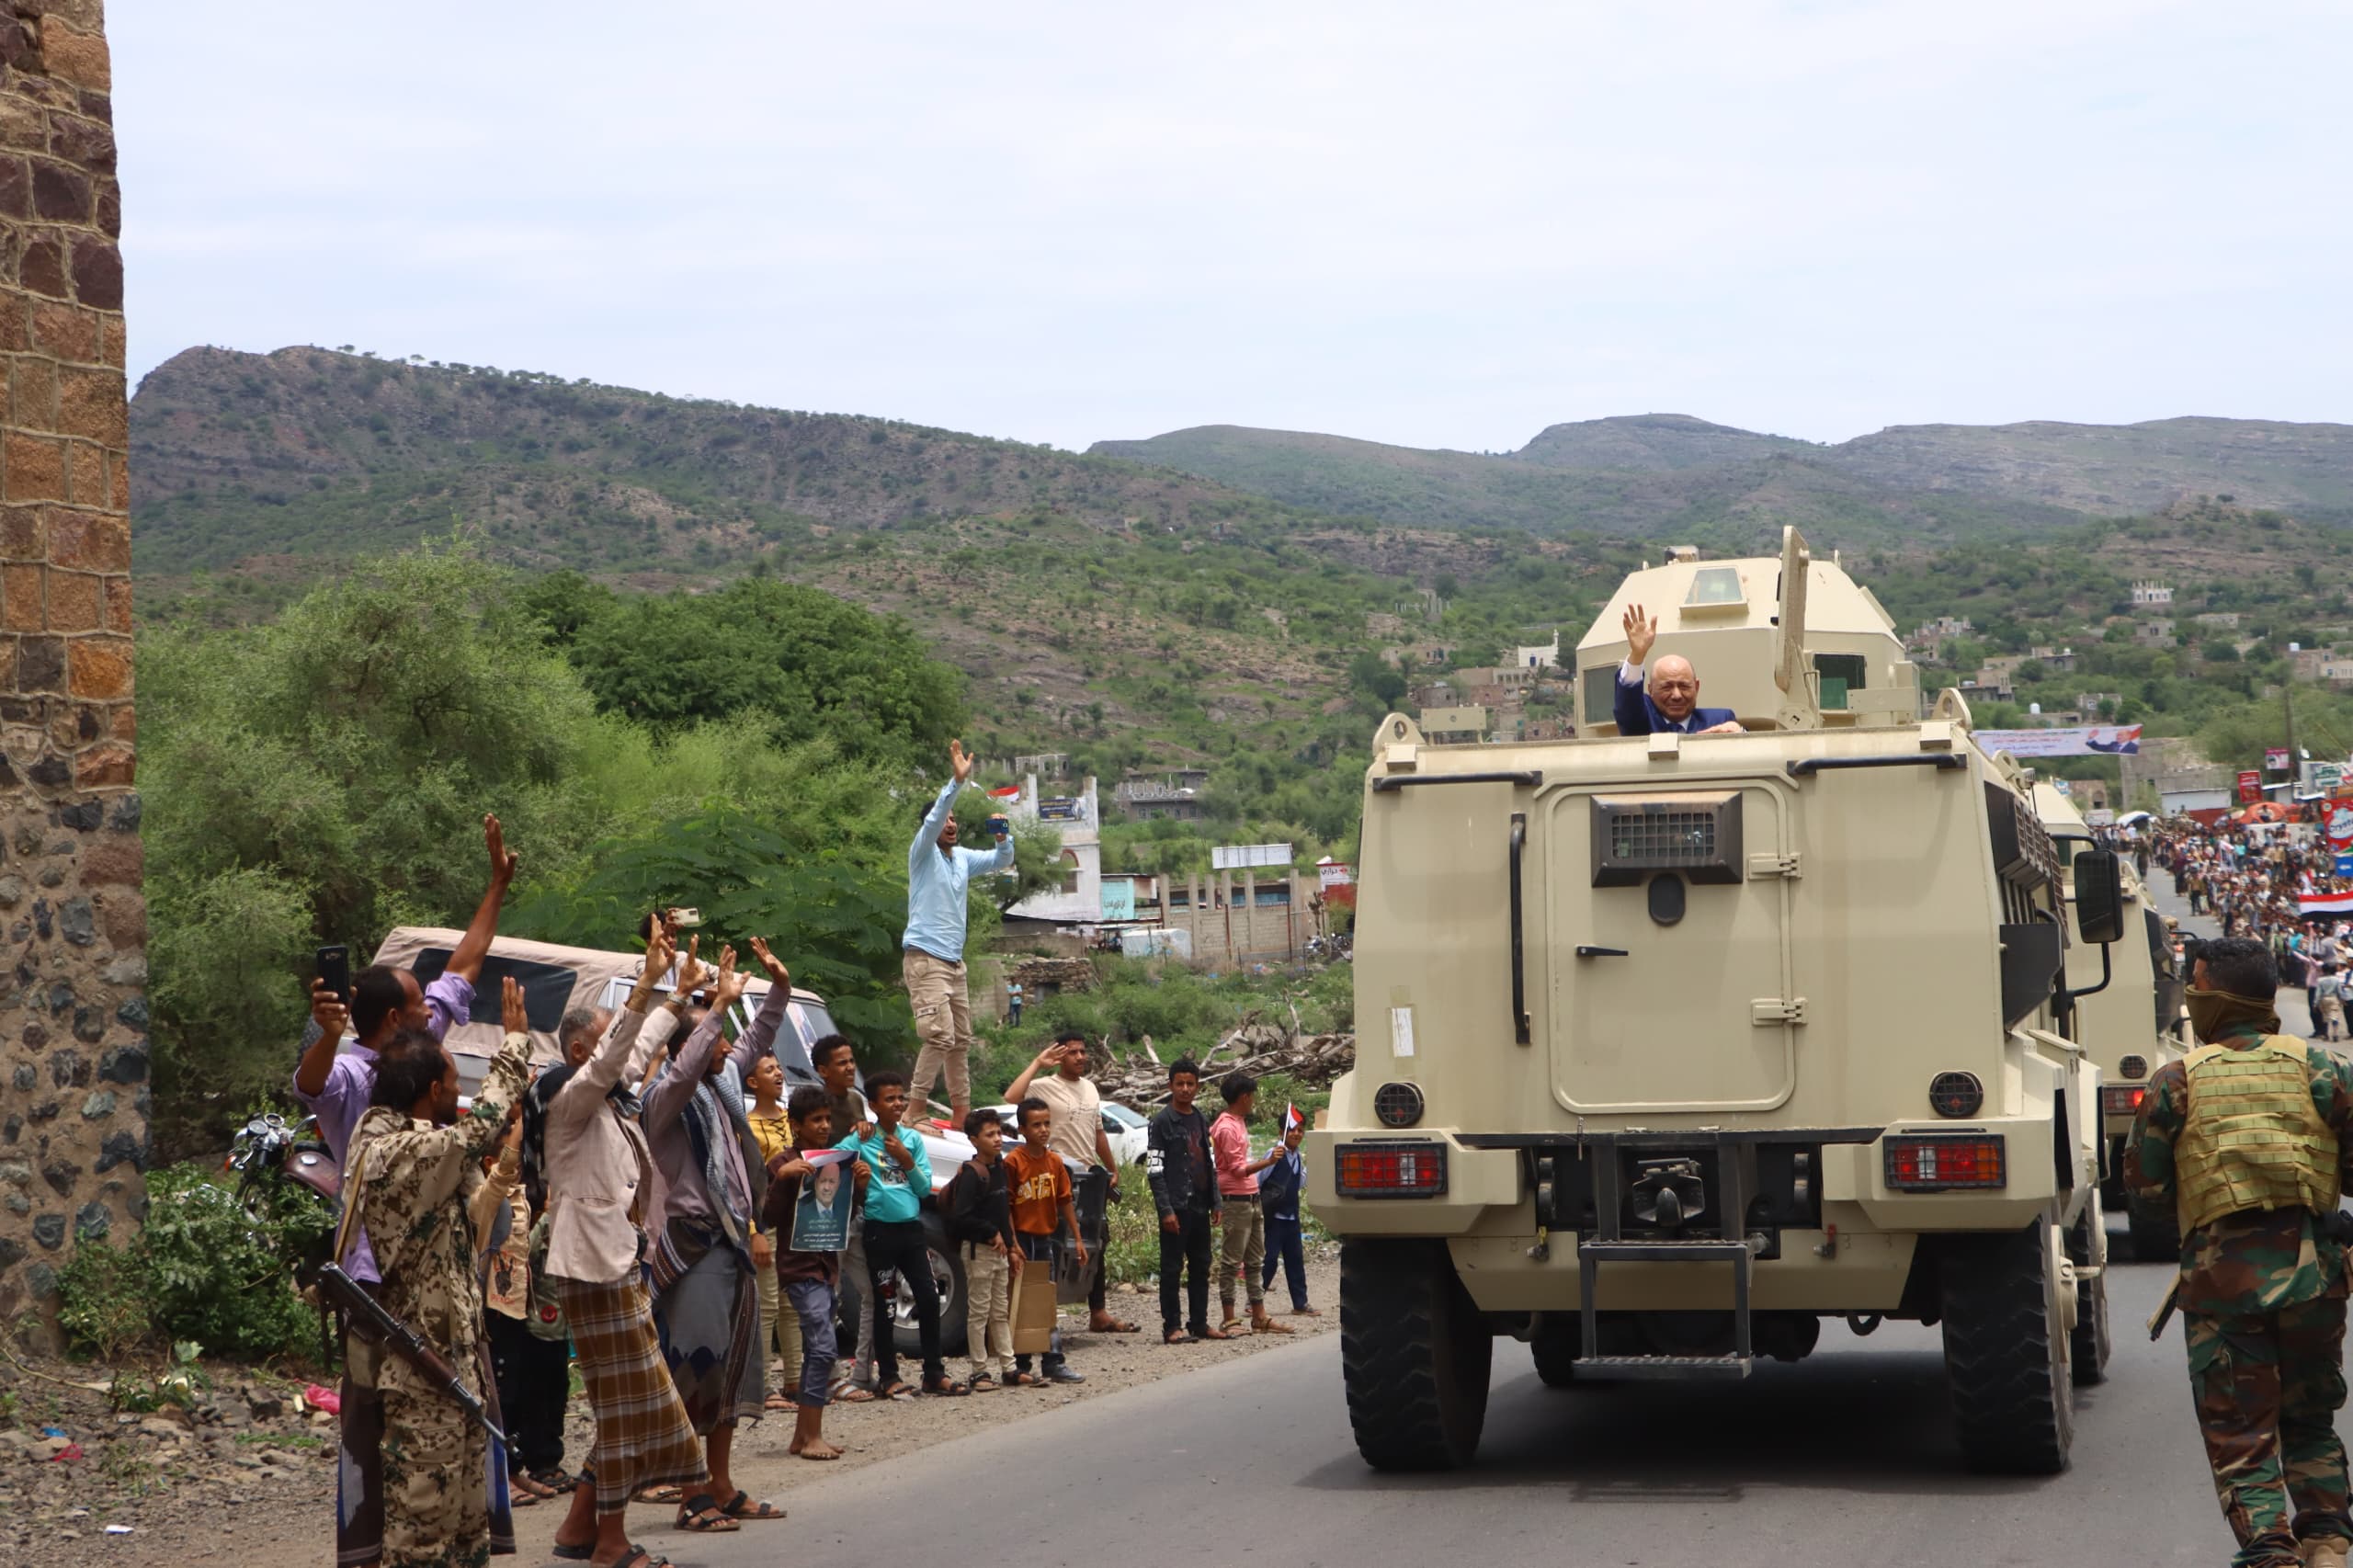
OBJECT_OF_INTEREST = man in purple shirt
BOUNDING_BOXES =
[294,813,517,1568]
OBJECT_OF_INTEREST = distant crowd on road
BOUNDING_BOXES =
[288,740,1323,1568]
[2129,808,2353,1040]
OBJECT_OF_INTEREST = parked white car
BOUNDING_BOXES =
[982,1097,1150,1168]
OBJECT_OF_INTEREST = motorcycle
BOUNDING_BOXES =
[224,1110,340,1287]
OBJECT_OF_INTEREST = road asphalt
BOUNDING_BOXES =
[666,868,2308,1568]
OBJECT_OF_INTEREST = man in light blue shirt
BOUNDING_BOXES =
[904,739,1015,1121]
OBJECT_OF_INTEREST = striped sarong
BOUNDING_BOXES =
[558,1274,707,1517]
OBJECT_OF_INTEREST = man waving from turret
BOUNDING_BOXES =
[1614,605,1743,736]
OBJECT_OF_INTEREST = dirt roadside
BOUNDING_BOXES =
[28,1252,1339,1568]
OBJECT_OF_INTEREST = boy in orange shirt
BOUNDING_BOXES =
[1005,1098,1089,1386]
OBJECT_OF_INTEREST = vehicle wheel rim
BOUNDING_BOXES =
[891,1247,956,1329]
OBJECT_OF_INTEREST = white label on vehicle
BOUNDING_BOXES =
[1391,1006,1415,1058]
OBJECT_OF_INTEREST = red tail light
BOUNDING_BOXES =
[1884,1134,2006,1191]
[1335,1142,1448,1199]
[2100,1085,2148,1119]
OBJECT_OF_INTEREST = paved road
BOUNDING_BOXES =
[696,1256,2241,1568]
[674,870,2303,1568]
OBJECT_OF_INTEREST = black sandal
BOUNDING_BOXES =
[608,1549,672,1568]
[552,1545,592,1562]
[875,1380,918,1400]
[676,1494,741,1533]
[968,1372,1000,1392]
[922,1376,971,1397]
[720,1490,786,1522]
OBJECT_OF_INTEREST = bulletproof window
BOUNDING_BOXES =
[1583,665,1620,729]
[1589,791,1744,886]
[1813,653,1868,710]
[1684,567,1745,606]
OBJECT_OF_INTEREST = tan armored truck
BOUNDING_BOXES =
[1308,529,2118,1475]
[2029,783,2189,1260]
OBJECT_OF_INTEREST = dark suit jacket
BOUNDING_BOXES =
[1614,671,1736,736]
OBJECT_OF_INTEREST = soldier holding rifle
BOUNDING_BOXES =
[341,977,535,1568]
[2131,937,2353,1568]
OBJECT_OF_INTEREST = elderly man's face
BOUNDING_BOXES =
[1648,654,1701,722]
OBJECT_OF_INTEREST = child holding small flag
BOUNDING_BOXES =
[1258,1106,1317,1316]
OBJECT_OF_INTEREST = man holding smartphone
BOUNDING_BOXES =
[904,738,1014,1122]
[293,814,518,1568]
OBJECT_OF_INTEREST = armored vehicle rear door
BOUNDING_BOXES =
[1544,784,1798,1113]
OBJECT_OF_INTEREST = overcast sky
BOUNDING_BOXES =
[112,0,2347,455]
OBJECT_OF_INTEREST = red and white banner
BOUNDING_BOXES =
[2301,892,2353,916]
[2329,801,2353,854]
[2239,770,2264,803]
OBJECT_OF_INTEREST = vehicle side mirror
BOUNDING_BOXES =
[2074,849,2126,946]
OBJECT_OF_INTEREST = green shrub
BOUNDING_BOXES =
[57,1164,325,1363]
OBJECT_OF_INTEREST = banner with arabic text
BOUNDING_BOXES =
[1973,725,2142,758]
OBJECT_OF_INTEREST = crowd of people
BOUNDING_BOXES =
[2143,809,2353,1040]
[291,740,1322,1568]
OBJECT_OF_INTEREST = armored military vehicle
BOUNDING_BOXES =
[2028,783,2189,1260]
[1310,529,2117,1475]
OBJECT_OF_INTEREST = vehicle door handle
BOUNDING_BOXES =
[1575,946,1629,959]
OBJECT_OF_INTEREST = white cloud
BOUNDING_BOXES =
[113,0,2352,452]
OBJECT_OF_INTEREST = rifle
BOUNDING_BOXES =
[2148,1210,2353,1342]
[2147,1278,2178,1341]
[320,1263,509,1449]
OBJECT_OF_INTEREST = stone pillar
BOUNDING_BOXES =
[0,1,142,1347]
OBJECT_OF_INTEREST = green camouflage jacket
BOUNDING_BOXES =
[2126,1028,2353,1314]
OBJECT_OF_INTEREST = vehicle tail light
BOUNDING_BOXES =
[1883,1134,2006,1191]
[1928,1072,1984,1119]
[2101,1085,2148,1119]
[1335,1142,1448,1199]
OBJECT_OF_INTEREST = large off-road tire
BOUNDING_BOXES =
[1340,1239,1492,1471]
[1529,1316,1582,1388]
[1939,1216,2074,1474]
[2066,1203,2111,1387]
[2125,1192,2181,1263]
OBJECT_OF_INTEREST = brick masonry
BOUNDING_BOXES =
[0,1,143,1346]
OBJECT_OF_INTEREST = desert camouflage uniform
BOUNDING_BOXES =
[350,1030,531,1568]
[2129,1029,2353,1568]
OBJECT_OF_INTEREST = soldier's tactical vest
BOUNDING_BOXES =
[2176,1036,2341,1235]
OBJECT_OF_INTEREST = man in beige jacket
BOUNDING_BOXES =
[543,929,716,1568]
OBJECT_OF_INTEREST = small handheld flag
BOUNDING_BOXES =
[1283,1102,1304,1135]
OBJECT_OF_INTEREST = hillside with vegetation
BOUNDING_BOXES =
[1092,414,2353,540]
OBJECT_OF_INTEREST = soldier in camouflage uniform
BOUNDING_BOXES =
[349,979,535,1568]
[2129,936,2353,1568]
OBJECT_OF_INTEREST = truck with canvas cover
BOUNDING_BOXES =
[2028,782,2190,1260]
[1309,529,2117,1475]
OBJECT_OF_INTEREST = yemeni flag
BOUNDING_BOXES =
[1283,1102,1305,1135]
[2302,891,2353,916]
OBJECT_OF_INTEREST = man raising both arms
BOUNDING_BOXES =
[1613,605,1743,736]
[904,738,1014,1123]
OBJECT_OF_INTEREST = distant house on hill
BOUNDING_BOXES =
[2131,581,2174,608]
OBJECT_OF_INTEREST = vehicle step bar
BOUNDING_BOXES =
[1577,1138,1768,1376]
[1573,1354,1755,1381]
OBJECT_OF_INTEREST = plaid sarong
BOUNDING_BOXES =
[558,1274,707,1517]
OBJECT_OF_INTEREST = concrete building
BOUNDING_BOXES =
[2132,581,2175,608]
[1004,775,1101,926]
[1514,632,1561,670]
[1161,867,1315,964]
[1115,775,1208,822]
[0,3,146,1339]
[2134,619,2176,645]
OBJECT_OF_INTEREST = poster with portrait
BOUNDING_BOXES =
[790,1149,855,1253]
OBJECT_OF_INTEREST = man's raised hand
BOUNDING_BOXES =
[712,944,746,1008]
[502,974,529,1036]
[309,978,348,1043]
[949,738,975,785]
[485,813,519,887]
[672,935,706,996]
[1622,604,1657,665]
[748,937,790,991]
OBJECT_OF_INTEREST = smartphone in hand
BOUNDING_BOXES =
[316,945,352,1009]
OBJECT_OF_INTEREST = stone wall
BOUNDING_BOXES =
[0,0,142,1346]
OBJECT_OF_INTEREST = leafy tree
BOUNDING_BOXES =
[567,577,965,762]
